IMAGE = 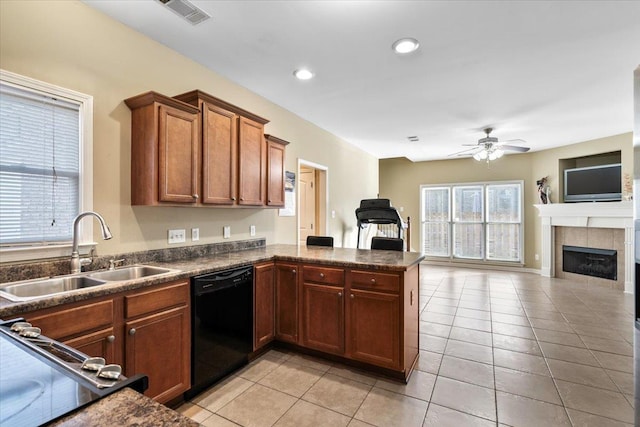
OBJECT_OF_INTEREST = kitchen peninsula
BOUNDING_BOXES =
[0,242,424,411]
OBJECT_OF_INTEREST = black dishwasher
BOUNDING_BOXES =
[188,265,253,398]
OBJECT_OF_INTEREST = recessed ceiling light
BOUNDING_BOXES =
[392,38,420,54]
[293,69,314,80]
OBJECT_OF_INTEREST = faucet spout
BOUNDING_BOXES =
[70,211,113,274]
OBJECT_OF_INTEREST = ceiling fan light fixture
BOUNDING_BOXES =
[293,68,314,80]
[392,38,420,54]
[473,152,483,161]
[495,149,504,159]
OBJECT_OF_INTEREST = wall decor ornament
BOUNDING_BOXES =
[537,177,551,204]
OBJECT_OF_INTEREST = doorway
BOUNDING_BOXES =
[298,160,328,246]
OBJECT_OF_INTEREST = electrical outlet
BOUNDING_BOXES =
[535,253,539,261]
[331,210,336,219]
[223,225,231,239]
[192,228,200,241]
[250,225,256,236]
[168,229,186,244]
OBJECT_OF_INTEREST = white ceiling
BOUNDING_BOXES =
[85,0,640,162]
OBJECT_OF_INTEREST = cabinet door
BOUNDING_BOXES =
[266,140,285,207]
[348,289,400,369]
[125,306,190,403]
[201,102,238,205]
[302,283,344,355]
[275,262,298,343]
[254,262,275,350]
[158,104,199,203]
[64,327,118,364]
[238,116,265,205]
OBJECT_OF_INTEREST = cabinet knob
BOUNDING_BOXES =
[268,199,272,203]
[129,328,136,336]
[240,198,244,201]
[370,278,376,284]
[106,335,115,343]
[338,292,342,297]
[292,269,296,274]
[232,197,236,201]
[320,273,325,278]
[350,294,354,299]
[193,194,199,199]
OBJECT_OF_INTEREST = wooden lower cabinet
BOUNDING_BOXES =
[347,289,399,369]
[125,305,190,403]
[64,327,118,364]
[275,262,298,343]
[22,279,191,404]
[301,283,345,355]
[254,262,275,350]
[123,280,190,403]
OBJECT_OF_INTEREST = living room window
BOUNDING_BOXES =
[0,70,93,262]
[421,181,523,263]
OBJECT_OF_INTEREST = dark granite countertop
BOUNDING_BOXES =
[0,244,424,317]
[49,387,197,427]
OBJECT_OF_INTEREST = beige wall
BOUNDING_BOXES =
[0,0,379,255]
[379,133,632,269]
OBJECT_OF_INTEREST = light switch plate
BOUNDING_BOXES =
[168,229,186,244]
[192,228,200,241]
[223,225,231,239]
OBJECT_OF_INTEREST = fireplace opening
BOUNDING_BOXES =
[562,245,617,281]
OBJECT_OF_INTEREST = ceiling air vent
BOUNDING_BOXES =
[156,0,211,25]
[407,136,419,142]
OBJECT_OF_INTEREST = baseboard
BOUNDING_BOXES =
[421,259,541,275]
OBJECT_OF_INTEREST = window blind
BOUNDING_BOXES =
[0,83,80,245]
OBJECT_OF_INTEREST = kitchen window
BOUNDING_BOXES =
[0,70,93,262]
[421,181,523,263]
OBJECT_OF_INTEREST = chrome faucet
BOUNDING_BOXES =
[70,211,113,274]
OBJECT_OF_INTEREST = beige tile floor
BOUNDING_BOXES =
[177,264,636,426]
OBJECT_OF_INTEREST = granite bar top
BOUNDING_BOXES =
[49,387,197,427]
[0,244,424,317]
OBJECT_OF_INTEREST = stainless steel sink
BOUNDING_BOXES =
[88,265,173,281]
[0,276,107,302]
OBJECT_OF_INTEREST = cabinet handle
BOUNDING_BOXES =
[350,294,354,299]
[338,292,342,297]
[106,335,115,343]
[292,269,296,274]
[370,278,376,284]
[410,290,414,306]
[129,328,136,336]
[193,194,199,199]
[320,273,325,278]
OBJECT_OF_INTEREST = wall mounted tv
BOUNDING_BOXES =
[563,163,622,202]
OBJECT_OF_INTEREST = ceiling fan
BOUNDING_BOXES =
[450,128,530,162]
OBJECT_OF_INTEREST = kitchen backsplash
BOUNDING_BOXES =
[0,238,266,283]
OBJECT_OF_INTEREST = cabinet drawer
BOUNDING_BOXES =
[27,300,114,340]
[125,280,189,319]
[302,265,344,286]
[350,270,400,293]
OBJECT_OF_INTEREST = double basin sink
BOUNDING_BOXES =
[0,265,177,302]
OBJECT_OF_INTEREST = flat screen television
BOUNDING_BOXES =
[564,163,622,202]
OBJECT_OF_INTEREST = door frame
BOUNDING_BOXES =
[297,159,329,246]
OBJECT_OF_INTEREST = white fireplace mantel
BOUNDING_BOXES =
[534,202,633,293]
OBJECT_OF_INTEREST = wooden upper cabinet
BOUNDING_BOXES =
[173,90,270,207]
[265,135,289,207]
[201,102,238,205]
[238,116,266,205]
[158,105,200,203]
[125,91,200,206]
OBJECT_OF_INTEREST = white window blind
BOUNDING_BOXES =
[0,83,80,246]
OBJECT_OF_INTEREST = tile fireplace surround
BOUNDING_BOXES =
[534,202,633,293]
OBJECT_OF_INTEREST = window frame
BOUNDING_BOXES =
[0,69,94,263]
[420,180,524,265]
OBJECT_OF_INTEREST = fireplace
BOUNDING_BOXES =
[562,245,617,281]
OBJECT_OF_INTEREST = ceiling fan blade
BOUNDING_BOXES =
[500,144,530,152]
[501,138,527,144]
[461,144,479,147]
[448,146,481,157]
